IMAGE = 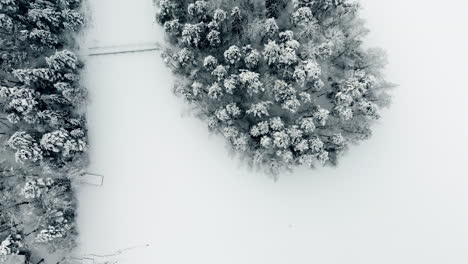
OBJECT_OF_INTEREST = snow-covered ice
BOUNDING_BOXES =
[76,0,468,263]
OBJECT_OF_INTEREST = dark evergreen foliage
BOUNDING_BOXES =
[156,0,393,174]
[0,0,87,261]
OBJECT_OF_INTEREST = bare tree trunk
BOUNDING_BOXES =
[0,222,22,233]
[25,228,39,237]
[0,120,11,129]
[1,201,30,211]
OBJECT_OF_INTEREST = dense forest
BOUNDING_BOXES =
[0,0,87,262]
[156,0,392,174]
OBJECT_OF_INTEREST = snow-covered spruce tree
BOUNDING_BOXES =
[0,0,87,261]
[156,0,392,174]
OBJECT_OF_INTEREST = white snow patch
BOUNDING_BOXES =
[76,0,468,263]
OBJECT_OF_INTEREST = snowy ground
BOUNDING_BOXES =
[76,0,468,263]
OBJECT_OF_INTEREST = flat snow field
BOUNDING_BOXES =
[77,0,468,263]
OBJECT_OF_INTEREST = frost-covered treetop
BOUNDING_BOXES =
[0,0,87,261]
[156,0,392,174]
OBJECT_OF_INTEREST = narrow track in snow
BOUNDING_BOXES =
[87,42,161,56]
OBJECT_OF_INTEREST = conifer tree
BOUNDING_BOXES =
[156,0,392,174]
[0,0,87,261]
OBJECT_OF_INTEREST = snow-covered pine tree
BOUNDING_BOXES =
[0,0,87,261]
[156,0,392,174]
[265,0,281,18]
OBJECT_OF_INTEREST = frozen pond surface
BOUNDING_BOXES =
[76,0,468,263]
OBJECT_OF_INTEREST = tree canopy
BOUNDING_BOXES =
[156,0,392,174]
[0,0,87,262]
